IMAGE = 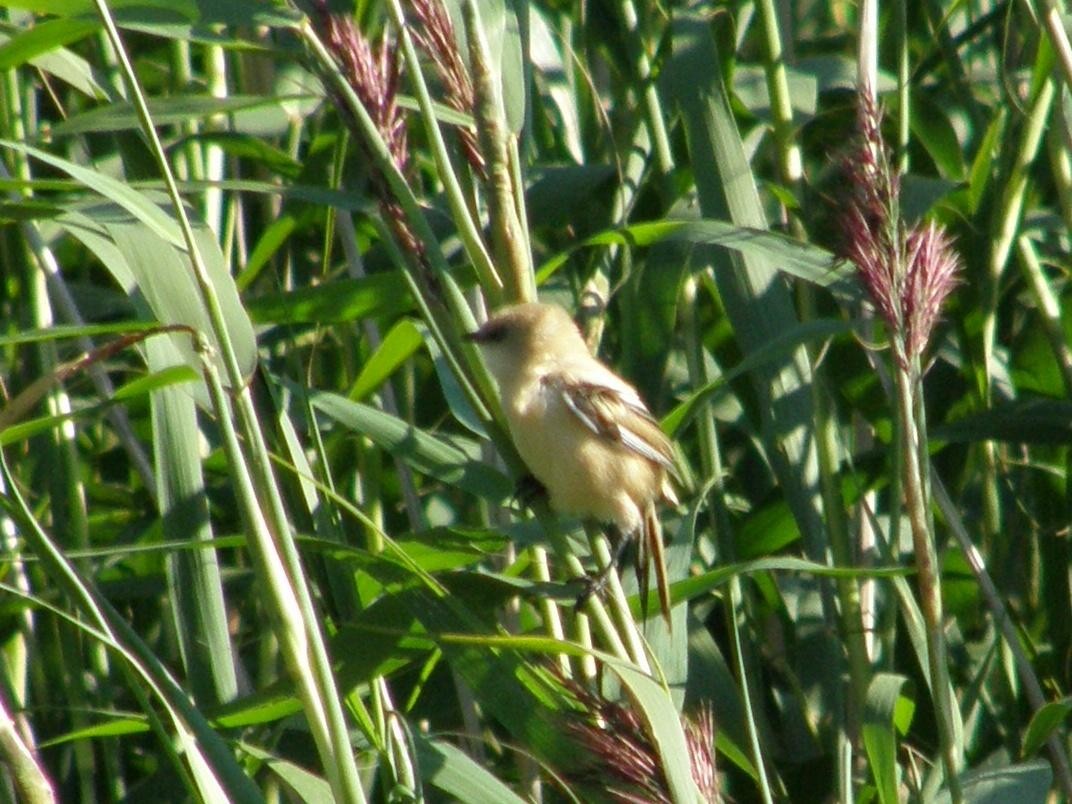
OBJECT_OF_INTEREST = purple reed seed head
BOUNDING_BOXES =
[838,84,960,365]
[903,221,961,358]
[561,672,719,803]
[407,0,485,174]
[313,2,409,173]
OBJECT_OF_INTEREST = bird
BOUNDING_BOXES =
[466,301,677,626]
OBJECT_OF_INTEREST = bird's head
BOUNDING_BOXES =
[466,302,586,384]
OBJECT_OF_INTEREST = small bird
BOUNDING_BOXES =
[467,302,677,625]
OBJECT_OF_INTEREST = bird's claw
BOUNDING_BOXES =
[573,568,612,613]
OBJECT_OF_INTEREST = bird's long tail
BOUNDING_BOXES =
[637,502,672,630]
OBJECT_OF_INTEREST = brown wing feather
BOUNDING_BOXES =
[554,378,675,470]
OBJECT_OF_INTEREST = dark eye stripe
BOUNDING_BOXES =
[470,320,510,343]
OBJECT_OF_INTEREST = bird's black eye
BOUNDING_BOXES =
[468,320,510,343]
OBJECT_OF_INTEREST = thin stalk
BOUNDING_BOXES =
[981,74,1054,543]
[682,277,776,804]
[727,574,774,804]
[550,524,631,663]
[895,0,910,169]
[921,0,985,131]
[438,484,633,665]
[576,612,598,682]
[377,679,418,796]
[199,342,366,803]
[858,0,878,96]
[3,63,104,802]
[0,448,262,804]
[337,210,449,788]
[798,283,869,773]
[1016,236,1072,394]
[545,545,633,663]
[506,136,532,260]
[0,478,31,727]
[93,28,123,97]
[894,360,962,802]
[839,734,854,804]
[987,77,1053,300]
[0,690,53,804]
[336,212,426,532]
[932,474,1072,797]
[450,666,487,762]
[460,0,535,302]
[1042,1,1072,93]
[588,532,651,672]
[1047,110,1072,231]
[92,5,369,800]
[382,0,505,301]
[300,22,504,428]
[756,0,801,184]
[813,341,871,735]
[203,42,227,235]
[0,422,47,804]
[170,40,202,182]
[531,545,572,676]
[866,347,907,657]
[281,388,363,618]
[589,118,650,324]
[616,0,673,174]
[220,187,239,275]
[769,0,871,748]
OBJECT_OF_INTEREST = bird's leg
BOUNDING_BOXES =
[574,524,631,611]
[608,524,632,568]
[513,473,548,509]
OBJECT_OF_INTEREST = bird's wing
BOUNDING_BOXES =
[545,370,675,471]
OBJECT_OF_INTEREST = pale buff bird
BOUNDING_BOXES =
[468,302,677,624]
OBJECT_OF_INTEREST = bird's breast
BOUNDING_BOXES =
[504,374,660,529]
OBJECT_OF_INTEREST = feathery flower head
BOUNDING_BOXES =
[307,1,433,264]
[840,84,960,369]
[310,0,408,173]
[903,220,959,359]
[562,675,719,802]
[407,0,485,176]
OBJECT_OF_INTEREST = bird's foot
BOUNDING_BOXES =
[573,526,633,612]
[573,566,613,612]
